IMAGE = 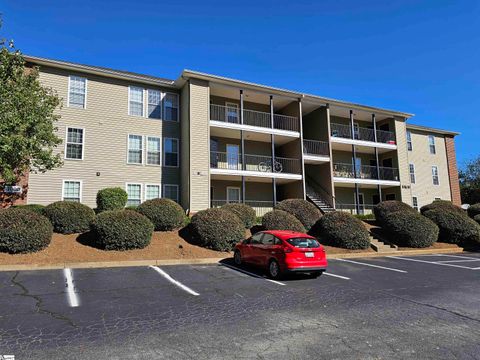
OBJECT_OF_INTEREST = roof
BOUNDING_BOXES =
[262,230,313,240]
[406,123,460,136]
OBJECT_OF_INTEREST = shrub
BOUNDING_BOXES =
[474,214,480,225]
[354,213,375,220]
[0,208,53,253]
[43,201,95,234]
[467,203,480,219]
[383,211,438,248]
[190,208,244,251]
[373,201,415,225]
[137,198,186,231]
[310,211,370,249]
[275,199,321,231]
[221,203,256,229]
[91,210,154,250]
[261,210,306,233]
[423,209,480,246]
[96,187,128,212]
[420,200,464,215]
[12,204,45,215]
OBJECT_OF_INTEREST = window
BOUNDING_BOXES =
[68,76,86,108]
[250,232,263,244]
[145,184,160,200]
[65,127,84,160]
[412,196,419,211]
[428,135,436,154]
[386,194,396,201]
[163,93,178,121]
[163,184,179,202]
[261,233,275,245]
[129,86,144,116]
[148,89,161,119]
[164,138,179,167]
[128,135,143,164]
[147,137,161,165]
[432,166,439,185]
[409,163,416,184]
[406,130,412,151]
[126,184,142,206]
[62,180,81,202]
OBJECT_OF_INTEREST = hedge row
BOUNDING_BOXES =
[274,199,321,231]
[373,201,415,225]
[383,211,438,248]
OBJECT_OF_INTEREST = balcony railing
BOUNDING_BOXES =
[210,104,299,132]
[211,199,273,216]
[210,151,301,175]
[333,163,399,181]
[330,122,396,144]
[337,203,375,215]
[303,139,329,156]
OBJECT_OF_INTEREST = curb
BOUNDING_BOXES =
[0,247,464,272]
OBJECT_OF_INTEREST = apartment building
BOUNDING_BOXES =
[16,56,461,215]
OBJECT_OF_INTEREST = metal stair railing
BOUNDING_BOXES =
[305,175,342,210]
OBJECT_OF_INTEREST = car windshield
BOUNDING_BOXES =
[286,237,320,248]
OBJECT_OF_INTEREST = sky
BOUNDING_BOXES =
[1,0,479,166]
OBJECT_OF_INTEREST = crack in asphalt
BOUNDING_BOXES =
[10,271,77,328]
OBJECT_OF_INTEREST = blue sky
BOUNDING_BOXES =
[1,0,479,165]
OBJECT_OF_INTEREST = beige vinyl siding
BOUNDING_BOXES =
[394,117,410,203]
[27,66,180,208]
[188,79,211,212]
[180,83,190,209]
[407,129,452,208]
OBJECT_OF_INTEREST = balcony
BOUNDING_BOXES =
[330,122,396,144]
[333,163,399,181]
[210,104,299,133]
[303,139,329,156]
[210,151,302,176]
[211,199,273,216]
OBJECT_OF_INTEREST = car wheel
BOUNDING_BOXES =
[310,271,323,278]
[268,259,281,279]
[233,250,242,265]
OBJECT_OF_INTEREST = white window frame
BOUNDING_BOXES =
[67,75,87,109]
[162,92,179,122]
[432,165,440,186]
[409,163,416,184]
[226,186,241,203]
[62,179,82,202]
[406,130,412,151]
[163,184,179,202]
[412,196,419,211]
[147,89,162,119]
[145,183,161,201]
[163,137,179,167]
[128,86,145,117]
[125,183,142,206]
[428,135,436,155]
[146,136,161,166]
[64,127,85,160]
[127,134,144,165]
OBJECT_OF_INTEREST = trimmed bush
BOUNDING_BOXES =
[374,201,415,225]
[91,210,154,250]
[221,203,256,229]
[310,211,370,250]
[43,201,95,234]
[383,211,438,248]
[96,187,128,212]
[420,200,464,215]
[0,208,53,253]
[12,204,45,215]
[423,209,480,246]
[467,203,480,219]
[474,214,480,225]
[137,198,186,231]
[190,208,244,251]
[262,210,306,233]
[275,199,321,231]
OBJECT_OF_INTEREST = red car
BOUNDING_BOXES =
[233,230,328,279]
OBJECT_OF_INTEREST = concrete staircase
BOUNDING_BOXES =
[363,221,398,253]
[306,185,335,214]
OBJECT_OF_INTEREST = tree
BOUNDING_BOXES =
[0,20,63,202]
[459,156,480,204]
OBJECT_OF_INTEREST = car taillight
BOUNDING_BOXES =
[283,246,293,253]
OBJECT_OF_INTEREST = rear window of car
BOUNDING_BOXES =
[286,237,320,248]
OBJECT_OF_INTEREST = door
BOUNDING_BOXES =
[353,122,360,139]
[227,186,241,204]
[226,144,240,170]
[355,193,365,215]
[258,233,276,267]
[382,158,393,168]
[372,194,380,205]
[248,232,264,265]
[210,138,219,168]
[225,102,239,123]
[353,157,362,178]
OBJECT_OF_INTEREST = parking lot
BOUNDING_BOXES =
[1,253,479,360]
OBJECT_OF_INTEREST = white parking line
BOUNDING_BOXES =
[63,268,80,307]
[323,272,350,280]
[220,263,286,286]
[336,259,407,273]
[149,266,200,296]
[423,254,480,260]
[437,259,480,263]
[387,256,479,270]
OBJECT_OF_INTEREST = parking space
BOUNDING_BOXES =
[1,252,479,359]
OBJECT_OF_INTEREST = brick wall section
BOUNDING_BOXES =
[445,136,462,205]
